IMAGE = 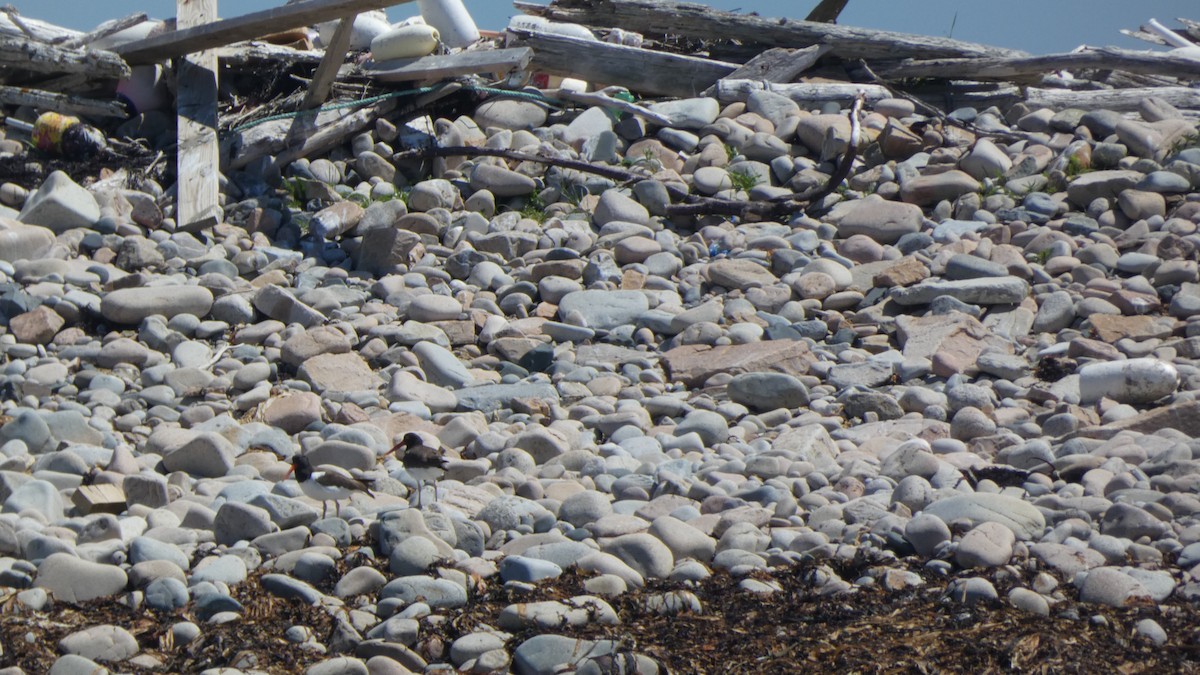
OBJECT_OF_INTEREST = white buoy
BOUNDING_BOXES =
[317,11,392,51]
[371,24,441,60]
[507,14,597,41]
[417,0,480,49]
[1078,358,1179,404]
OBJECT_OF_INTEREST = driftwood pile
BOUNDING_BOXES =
[0,0,1198,229]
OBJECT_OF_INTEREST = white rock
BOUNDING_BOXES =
[1078,358,1179,404]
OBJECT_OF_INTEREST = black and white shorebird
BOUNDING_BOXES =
[286,454,375,519]
[390,432,451,509]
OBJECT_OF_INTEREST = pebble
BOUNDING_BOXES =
[0,56,1197,670]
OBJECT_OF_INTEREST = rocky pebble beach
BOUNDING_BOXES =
[2,32,1200,674]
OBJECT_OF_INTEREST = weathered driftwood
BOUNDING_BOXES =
[713,80,890,105]
[365,48,534,83]
[876,47,1200,83]
[272,98,401,170]
[176,0,221,233]
[59,13,149,49]
[0,84,126,117]
[0,36,130,80]
[515,0,1024,60]
[549,87,673,125]
[512,30,736,97]
[700,45,830,96]
[303,14,356,110]
[114,0,412,65]
[214,42,324,67]
[1026,85,1200,112]
[227,84,462,171]
[0,11,80,43]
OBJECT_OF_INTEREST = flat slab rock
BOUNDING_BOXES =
[661,340,816,386]
[891,276,1029,306]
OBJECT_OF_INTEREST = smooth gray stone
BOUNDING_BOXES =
[213,502,275,546]
[190,555,249,586]
[513,634,618,675]
[379,575,467,609]
[144,577,189,611]
[500,555,563,583]
[924,494,1046,540]
[726,372,810,411]
[455,382,559,413]
[558,290,649,330]
[261,573,323,604]
[34,553,127,603]
[3,479,64,520]
[48,654,110,675]
[891,276,1029,306]
[130,536,189,570]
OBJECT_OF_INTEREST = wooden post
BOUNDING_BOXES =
[176,0,220,232]
[302,14,357,110]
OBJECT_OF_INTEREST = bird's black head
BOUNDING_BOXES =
[288,454,313,481]
[402,432,424,449]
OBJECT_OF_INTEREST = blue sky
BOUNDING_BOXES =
[11,0,1198,55]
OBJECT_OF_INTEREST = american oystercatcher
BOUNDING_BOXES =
[286,454,375,519]
[390,432,451,509]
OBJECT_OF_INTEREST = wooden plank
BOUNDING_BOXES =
[0,11,81,43]
[700,45,829,96]
[364,47,535,82]
[0,36,130,80]
[71,483,127,515]
[0,84,127,117]
[302,14,357,109]
[516,0,1024,60]
[513,31,736,97]
[114,0,412,65]
[876,47,1200,83]
[176,0,221,232]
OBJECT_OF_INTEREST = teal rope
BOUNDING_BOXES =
[230,85,558,133]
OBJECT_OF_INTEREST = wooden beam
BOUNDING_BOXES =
[114,0,411,65]
[876,47,1200,83]
[512,31,736,98]
[0,36,131,80]
[364,47,535,82]
[515,0,1024,60]
[176,0,221,232]
[302,14,356,109]
[0,84,127,117]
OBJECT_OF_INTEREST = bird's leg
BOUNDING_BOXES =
[321,501,328,520]
[336,501,342,518]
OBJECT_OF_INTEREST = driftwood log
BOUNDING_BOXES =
[512,30,737,98]
[515,0,1024,60]
[875,47,1200,83]
[0,36,130,81]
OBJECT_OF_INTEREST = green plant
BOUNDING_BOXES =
[727,168,761,192]
[1064,154,1089,178]
[281,177,306,209]
[724,143,737,161]
[518,192,547,222]
[1168,131,1200,156]
[1033,248,1052,265]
